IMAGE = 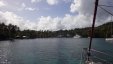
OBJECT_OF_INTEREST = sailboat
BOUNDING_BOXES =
[80,0,113,64]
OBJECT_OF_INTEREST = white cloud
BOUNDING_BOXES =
[70,0,113,25]
[0,0,6,7]
[32,14,92,31]
[31,0,41,3]
[31,0,36,3]
[0,11,91,31]
[18,3,36,11]
[31,0,58,5]
[34,0,113,31]
[70,0,80,13]
[0,0,113,31]
[18,3,26,11]
[0,11,37,30]
[22,3,26,8]
[25,7,35,11]
[46,0,58,5]
[36,16,61,31]
[61,14,92,30]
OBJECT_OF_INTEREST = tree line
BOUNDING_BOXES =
[0,22,113,40]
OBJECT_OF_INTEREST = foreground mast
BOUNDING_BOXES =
[88,0,99,61]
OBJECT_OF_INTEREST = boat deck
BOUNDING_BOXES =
[80,48,113,64]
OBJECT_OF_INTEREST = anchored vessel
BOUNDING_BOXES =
[105,17,113,41]
[106,38,113,41]
[73,34,81,38]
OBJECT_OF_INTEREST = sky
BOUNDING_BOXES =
[0,0,113,31]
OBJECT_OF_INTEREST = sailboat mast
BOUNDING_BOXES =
[111,16,112,37]
[88,0,99,57]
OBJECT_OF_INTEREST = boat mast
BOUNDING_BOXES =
[111,16,112,37]
[88,0,99,60]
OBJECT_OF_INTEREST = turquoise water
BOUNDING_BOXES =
[0,38,113,64]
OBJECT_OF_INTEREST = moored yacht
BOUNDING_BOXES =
[73,34,81,38]
[105,38,113,41]
[106,35,113,41]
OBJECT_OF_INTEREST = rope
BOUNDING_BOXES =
[94,57,106,62]
[99,6,113,16]
[93,55,113,64]
[99,5,113,8]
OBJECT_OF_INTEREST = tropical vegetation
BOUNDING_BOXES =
[0,22,113,40]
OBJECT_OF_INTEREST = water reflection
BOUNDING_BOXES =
[0,41,12,64]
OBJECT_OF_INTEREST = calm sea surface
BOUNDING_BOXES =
[0,38,113,64]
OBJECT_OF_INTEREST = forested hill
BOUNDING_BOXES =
[0,22,113,40]
[94,22,113,38]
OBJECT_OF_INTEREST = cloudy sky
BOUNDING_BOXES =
[0,0,113,31]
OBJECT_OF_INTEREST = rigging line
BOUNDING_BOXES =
[111,16,112,36]
[99,5,113,8]
[99,6,113,37]
[93,56,108,62]
[91,49,113,58]
[99,6,113,16]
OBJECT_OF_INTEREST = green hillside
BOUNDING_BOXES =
[0,22,113,40]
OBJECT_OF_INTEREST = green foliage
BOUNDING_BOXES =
[0,23,19,40]
[0,22,113,40]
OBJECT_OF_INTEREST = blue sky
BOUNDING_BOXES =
[1,0,75,21]
[0,0,113,31]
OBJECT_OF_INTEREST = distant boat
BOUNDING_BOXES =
[105,27,113,41]
[73,34,81,38]
[88,37,90,38]
[106,38,113,41]
[106,34,113,41]
[22,36,28,39]
[105,19,113,41]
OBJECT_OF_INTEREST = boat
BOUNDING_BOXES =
[80,0,113,64]
[105,30,113,41]
[73,34,81,38]
[81,48,113,64]
[105,38,113,41]
[88,37,90,38]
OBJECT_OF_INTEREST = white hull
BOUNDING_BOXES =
[73,35,81,38]
[73,37,80,38]
[105,38,113,41]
